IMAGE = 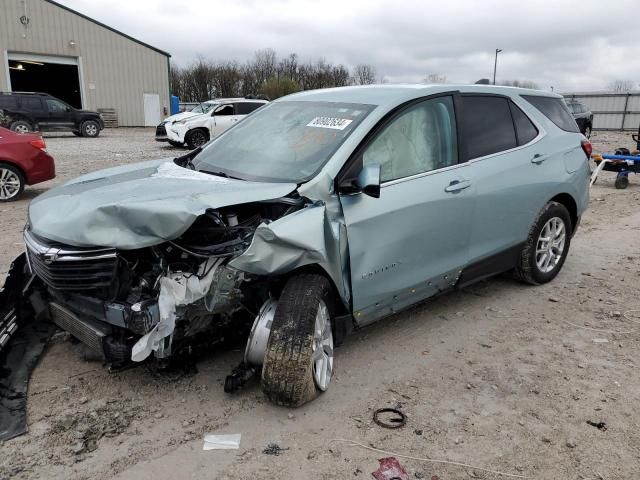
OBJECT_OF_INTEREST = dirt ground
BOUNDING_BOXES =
[1,129,640,480]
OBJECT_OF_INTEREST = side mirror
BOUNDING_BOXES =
[356,164,381,198]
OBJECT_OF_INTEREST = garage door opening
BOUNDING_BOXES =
[8,59,82,108]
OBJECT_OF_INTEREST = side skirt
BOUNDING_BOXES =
[456,243,524,289]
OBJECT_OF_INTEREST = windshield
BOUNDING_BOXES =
[192,101,375,183]
[190,102,217,114]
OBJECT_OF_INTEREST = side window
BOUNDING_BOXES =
[235,102,264,115]
[45,99,68,113]
[459,96,517,160]
[213,104,234,116]
[509,102,539,145]
[522,95,580,133]
[22,97,44,112]
[0,96,19,110]
[363,96,458,182]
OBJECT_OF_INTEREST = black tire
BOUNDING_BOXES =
[168,140,184,148]
[582,124,592,138]
[615,175,629,189]
[9,120,32,134]
[514,201,572,285]
[0,163,25,202]
[186,129,209,149]
[81,120,100,138]
[261,274,335,407]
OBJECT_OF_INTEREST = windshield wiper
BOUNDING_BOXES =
[199,169,245,181]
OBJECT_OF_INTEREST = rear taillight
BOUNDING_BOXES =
[29,137,46,151]
[581,139,592,158]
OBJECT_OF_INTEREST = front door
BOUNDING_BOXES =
[210,104,235,138]
[44,97,74,128]
[339,95,474,325]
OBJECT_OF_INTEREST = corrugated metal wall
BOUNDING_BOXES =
[561,92,640,131]
[0,0,170,126]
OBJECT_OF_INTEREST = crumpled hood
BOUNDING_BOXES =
[28,159,296,249]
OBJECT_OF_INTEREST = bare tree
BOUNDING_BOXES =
[423,73,447,84]
[608,80,635,93]
[351,64,377,85]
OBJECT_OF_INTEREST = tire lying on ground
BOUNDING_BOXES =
[261,274,335,407]
[514,201,572,285]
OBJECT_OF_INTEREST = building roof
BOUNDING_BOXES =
[45,0,171,58]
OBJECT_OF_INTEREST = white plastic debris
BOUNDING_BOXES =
[592,338,609,344]
[131,257,223,362]
[203,433,241,450]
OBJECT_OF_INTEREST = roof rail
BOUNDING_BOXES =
[0,91,51,96]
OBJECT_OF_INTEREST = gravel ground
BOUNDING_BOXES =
[1,129,640,479]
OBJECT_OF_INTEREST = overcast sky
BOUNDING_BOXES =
[60,0,639,92]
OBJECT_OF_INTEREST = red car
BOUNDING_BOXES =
[0,127,55,201]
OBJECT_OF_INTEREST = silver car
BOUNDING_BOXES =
[3,85,591,407]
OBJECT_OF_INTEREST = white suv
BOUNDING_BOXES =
[157,98,268,149]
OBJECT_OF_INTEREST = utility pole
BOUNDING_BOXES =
[493,48,502,85]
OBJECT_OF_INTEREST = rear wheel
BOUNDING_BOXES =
[10,120,32,134]
[514,202,572,285]
[615,175,629,189]
[261,274,335,407]
[583,124,592,138]
[186,129,209,149]
[81,120,100,138]
[0,164,25,202]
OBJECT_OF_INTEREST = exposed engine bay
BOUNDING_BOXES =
[22,197,304,370]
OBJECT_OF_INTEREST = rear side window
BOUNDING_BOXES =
[459,96,517,160]
[22,97,44,112]
[235,102,265,115]
[509,102,539,145]
[0,96,19,110]
[523,95,579,133]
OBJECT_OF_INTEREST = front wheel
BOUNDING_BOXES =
[185,129,209,149]
[10,120,32,134]
[514,201,572,285]
[261,274,335,407]
[81,120,100,138]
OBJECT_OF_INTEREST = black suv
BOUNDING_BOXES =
[564,99,593,138]
[0,92,104,137]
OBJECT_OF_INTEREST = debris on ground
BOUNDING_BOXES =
[587,421,607,431]
[373,408,407,429]
[202,433,241,450]
[372,457,409,480]
[262,443,289,455]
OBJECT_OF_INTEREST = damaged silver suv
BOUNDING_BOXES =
[2,85,591,408]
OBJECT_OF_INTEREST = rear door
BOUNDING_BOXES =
[20,96,47,127]
[458,95,545,278]
[339,94,475,325]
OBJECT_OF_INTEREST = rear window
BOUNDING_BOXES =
[459,96,517,160]
[235,102,265,115]
[523,95,579,133]
[509,102,539,145]
[0,96,19,110]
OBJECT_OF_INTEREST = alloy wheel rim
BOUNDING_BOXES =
[0,168,21,200]
[193,132,205,146]
[535,217,566,273]
[15,124,29,134]
[311,300,333,391]
[86,124,97,135]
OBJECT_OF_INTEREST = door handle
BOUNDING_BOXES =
[531,154,546,164]
[444,179,471,193]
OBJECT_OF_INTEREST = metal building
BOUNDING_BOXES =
[0,0,171,127]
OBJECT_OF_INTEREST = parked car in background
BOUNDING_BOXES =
[2,85,590,408]
[159,98,268,149]
[155,100,219,146]
[0,92,104,137]
[0,127,55,201]
[564,99,593,138]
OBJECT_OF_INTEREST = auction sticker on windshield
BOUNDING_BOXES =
[307,117,353,130]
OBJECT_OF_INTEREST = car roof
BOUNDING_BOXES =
[205,98,269,104]
[279,84,562,107]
